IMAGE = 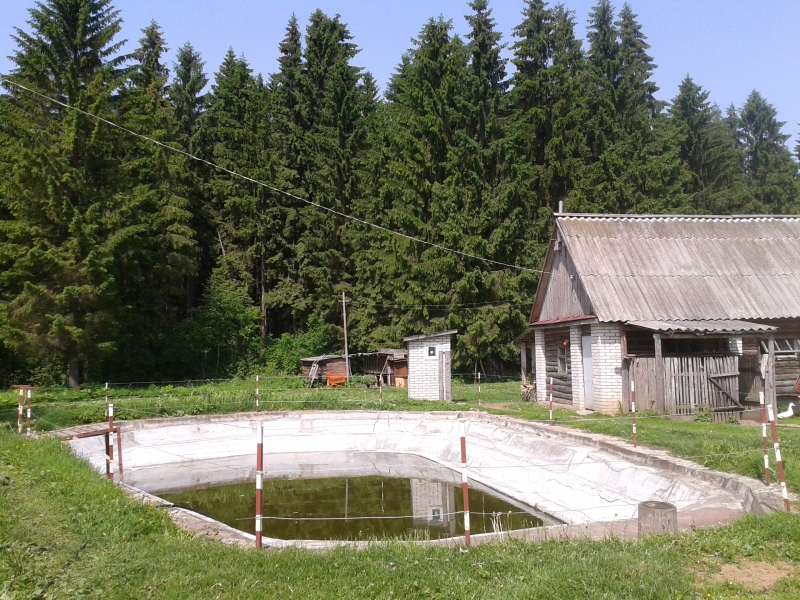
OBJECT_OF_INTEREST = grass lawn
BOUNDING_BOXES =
[2,379,800,597]
[2,430,800,599]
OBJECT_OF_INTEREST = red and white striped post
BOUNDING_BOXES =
[17,388,23,434]
[26,389,31,436]
[255,423,264,548]
[379,377,383,410]
[107,404,114,481]
[255,375,260,409]
[459,419,471,547]
[549,377,554,425]
[630,381,638,448]
[767,404,791,512]
[477,372,482,406]
[760,391,770,486]
[104,382,109,411]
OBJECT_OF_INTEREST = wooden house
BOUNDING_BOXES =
[514,214,800,419]
[362,349,408,387]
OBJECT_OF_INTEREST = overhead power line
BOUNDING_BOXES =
[0,76,542,273]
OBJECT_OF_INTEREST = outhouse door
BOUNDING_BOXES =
[582,336,594,410]
[438,350,452,402]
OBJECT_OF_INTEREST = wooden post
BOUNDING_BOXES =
[760,391,770,486]
[26,389,31,436]
[767,404,791,512]
[654,333,665,414]
[17,389,23,434]
[459,420,471,548]
[767,334,777,414]
[631,381,638,447]
[519,344,528,385]
[107,404,114,481]
[342,292,350,381]
[638,501,677,537]
[255,423,264,548]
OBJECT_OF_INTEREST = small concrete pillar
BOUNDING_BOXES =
[637,501,677,538]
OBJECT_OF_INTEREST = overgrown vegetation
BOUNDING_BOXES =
[2,0,800,387]
[2,428,799,598]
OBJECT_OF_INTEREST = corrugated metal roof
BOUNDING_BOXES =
[558,215,800,322]
[401,330,458,342]
[625,319,777,333]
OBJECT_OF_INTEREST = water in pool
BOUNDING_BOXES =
[161,476,545,540]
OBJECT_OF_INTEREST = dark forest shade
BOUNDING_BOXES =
[1,0,798,387]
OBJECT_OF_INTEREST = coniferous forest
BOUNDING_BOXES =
[1,0,799,388]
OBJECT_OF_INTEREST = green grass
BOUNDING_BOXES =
[2,429,800,599]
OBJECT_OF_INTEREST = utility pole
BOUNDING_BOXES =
[342,291,351,380]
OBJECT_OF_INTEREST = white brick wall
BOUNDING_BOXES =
[590,323,623,414]
[569,326,585,411]
[407,335,452,400]
[534,330,547,402]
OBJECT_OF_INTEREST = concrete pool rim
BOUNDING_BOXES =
[62,410,791,550]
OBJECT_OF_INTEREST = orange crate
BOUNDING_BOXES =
[326,373,347,387]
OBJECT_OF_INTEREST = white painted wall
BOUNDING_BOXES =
[407,334,452,400]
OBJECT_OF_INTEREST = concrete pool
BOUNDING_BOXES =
[64,410,783,548]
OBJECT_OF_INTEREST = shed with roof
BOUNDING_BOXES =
[402,330,458,401]
[514,214,800,418]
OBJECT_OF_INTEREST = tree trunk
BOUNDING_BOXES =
[68,353,80,390]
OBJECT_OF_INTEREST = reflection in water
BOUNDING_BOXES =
[161,476,544,541]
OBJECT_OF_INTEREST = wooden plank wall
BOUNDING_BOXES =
[776,355,800,396]
[544,328,572,403]
[538,245,593,322]
[631,355,740,422]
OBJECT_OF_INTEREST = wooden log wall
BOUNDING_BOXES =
[544,328,572,404]
[776,355,800,396]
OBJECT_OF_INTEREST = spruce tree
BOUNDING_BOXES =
[168,42,207,140]
[731,91,798,212]
[668,75,742,212]
[110,21,197,379]
[0,0,128,387]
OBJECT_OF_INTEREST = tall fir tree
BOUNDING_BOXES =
[109,21,197,379]
[667,75,743,212]
[729,91,798,213]
[0,0,129,387]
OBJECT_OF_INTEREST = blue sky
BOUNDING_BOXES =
[2,0,799,147]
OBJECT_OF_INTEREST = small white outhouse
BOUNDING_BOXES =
[402,330,457,401]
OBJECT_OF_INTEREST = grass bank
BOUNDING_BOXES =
[2,429,799,599]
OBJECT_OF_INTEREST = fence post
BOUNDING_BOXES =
[477,372,481,406]
[379,377,383,410]
[760,391,770,486]
[255,423,264,549]
[107,404,114,481]
[255,375,260,409]
[26,389,31,437]
[459,419,471,548]
[631,381,638,448]
[17,389,23,434]
[767,404,791,512]
[549,377,554,425]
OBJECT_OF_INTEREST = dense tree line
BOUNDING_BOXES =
[1,0,798,387]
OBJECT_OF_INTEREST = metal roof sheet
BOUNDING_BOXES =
[402,330,458,343]
[625,319,777,333]
[558,215,800,322]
